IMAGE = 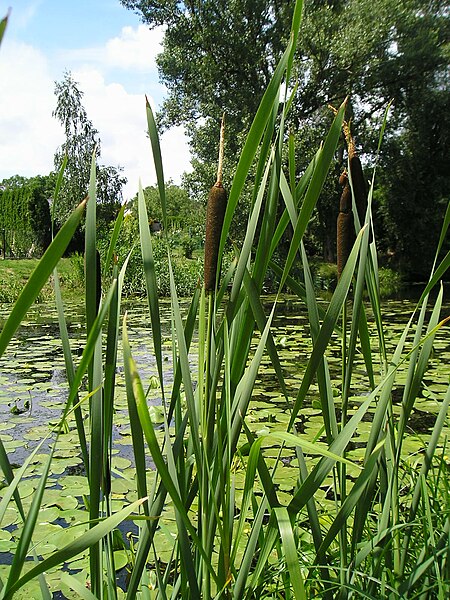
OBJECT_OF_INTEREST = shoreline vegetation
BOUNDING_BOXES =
[0,256,408,304]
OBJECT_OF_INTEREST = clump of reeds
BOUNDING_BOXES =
[204,115,227,292]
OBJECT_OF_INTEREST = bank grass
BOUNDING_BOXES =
[1,1,450,597]
[0,256,84,304]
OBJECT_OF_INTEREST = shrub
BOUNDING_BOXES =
[0,180,51,257]
[378,266,403,298]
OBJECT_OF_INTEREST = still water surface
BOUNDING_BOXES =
[0,296,449,595]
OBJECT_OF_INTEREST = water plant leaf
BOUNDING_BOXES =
[2,497,147,599]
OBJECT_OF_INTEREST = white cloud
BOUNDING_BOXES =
[0,27,191,201]
[59,24,164,74]
[106,25,164,72]
[74,66,192,200]
[0,39,63,178]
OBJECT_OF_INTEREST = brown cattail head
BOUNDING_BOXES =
[337,171,354,279]
[204,182,228,292]
[340,119,367,227]
[204,116,227,292]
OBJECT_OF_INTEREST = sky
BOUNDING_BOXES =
[0,0,192,201]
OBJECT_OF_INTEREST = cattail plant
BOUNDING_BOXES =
[335,115,368,277]
[204,115,227,292]
[337,170,354,278]
[343,120,367,228]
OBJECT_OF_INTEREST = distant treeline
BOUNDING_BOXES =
[0,176,52,257]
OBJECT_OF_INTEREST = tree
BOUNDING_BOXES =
[0,174,53,256]
[53,71,127,240]
[120,0,293,200]
[121,0,449,275]
[129,182,204,230]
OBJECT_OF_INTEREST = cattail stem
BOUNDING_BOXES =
[217,114,225,185]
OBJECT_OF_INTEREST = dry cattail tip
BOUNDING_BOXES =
[340,118,367,228]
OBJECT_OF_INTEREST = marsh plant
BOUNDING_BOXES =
[1,3,450,598]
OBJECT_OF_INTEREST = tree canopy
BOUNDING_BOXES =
[121,0,450,276]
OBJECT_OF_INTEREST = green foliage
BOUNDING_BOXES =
[0,176,52,256]
[121,0,450,275]
[53,71,127,241]
[375,88,450,277]
[313,261,339,292]
[128,182,204,229]
[100,211,202,297]
[110,183,205,296]
[0,257,84,303]
[378,266,403,298]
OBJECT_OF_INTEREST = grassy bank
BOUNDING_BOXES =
[0,257,84,304]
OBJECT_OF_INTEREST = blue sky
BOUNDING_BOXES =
[0,1,191,199]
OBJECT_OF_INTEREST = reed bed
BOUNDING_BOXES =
[1,2,450,598]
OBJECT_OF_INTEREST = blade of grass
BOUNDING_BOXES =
[60,573,98,600]
[278,100,346,294]
[274,507,306,600]
[288,226,365,430]
[104,204,125,275]
[53,268,89,477]
[138,180,165,397]
[4,447,55,593]
[122,317,218,586]
[145,98,167,230]
[218,34,295,265]
[0,10,9,45]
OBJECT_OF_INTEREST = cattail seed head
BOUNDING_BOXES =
[204,182,227,292]
[204,115,227,293]
[337,172,354,279]
[348,145,367,227]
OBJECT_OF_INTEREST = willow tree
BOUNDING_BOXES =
[53,71,127,240]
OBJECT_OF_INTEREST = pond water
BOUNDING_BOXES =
[0,295,449,596]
